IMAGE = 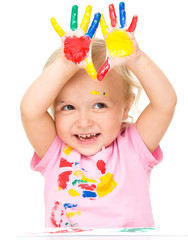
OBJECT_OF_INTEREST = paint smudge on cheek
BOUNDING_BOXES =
[96,173,117,197]
[64,35,91,64]
[58,171,72,190]
[96,160,106,174]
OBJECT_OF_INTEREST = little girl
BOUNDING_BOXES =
[21,3,177,228]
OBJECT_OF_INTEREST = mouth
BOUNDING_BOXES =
[74,133,100,142]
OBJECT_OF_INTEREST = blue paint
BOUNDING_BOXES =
[119,2,126,28]
[64,203,78,209]
[85,13,101,39]
[75,161,80,166]
[81,167,87,172]
[82,191,97,198]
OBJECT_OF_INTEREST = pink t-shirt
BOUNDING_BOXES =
[31,123,163,228]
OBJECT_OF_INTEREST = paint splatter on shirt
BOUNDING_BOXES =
[31,123,163,228]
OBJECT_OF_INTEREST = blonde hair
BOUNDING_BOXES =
[44,38,142,122]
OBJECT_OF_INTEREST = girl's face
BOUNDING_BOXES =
[55,70,130,156]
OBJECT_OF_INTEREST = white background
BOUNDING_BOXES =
[0,0,188,234]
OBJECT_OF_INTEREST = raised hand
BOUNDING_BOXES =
[97,2,138,81]
[51,5,101,79]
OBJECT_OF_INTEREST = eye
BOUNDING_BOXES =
[62,105,75,111]
[94,103,106,109]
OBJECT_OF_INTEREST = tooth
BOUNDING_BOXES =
[82,135,86,138]
[87,134,90,137]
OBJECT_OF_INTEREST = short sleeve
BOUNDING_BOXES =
[30,135,63,175]
[126,123,163,169]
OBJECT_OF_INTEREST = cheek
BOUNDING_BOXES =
[55,115,70,134]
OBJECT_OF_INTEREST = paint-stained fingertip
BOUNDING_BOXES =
[127,15,138,32]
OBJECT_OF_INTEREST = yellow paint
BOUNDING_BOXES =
[105,29,134,58]
[74,170,97,183]
[74,170,84,177]
[84,58,97,79]
[91,91,100,95]
[66,211,81,218]
[51,18,65,37]
[80,5,92,33]
[82,175,97,183]
[100,14,109,37]
[68,189,81,197]
[58,187,61,191]
[63,145,73,155]
[96,173,117,197]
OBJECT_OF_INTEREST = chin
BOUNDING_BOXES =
[76,147,102,156]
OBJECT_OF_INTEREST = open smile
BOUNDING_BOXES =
[74,133,100,142]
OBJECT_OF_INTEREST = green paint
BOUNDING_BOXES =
[119,228,155,233]
[70,5,78,31]
[72,179,87,185]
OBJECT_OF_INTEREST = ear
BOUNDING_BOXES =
[122,94,135,121]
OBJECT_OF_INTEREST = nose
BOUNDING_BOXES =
[76,112,94,128]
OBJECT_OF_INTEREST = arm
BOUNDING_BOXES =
[99,2,177,152]
[21,5,101,159]
[127,51,177,152]
[21,56,78,159]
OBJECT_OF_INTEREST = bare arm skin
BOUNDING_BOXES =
[21,56,78,159]
[127,51,177,152]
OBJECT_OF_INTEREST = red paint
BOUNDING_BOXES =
[59,158,74,168]
[51,201,64,228]
[97,57,110,81]
[58,171,72,189]
[127,15,138,32]
[64,35,91,64]
[109,4,117,27]
[78,184,96,191]
[96,160,106,174]
[49,228,93,234]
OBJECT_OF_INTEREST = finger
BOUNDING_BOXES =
[100,14,109,37]
[85,13,101,39]
[109,4,117,27]
[119,2,126,28]
[51,18,65,37]
[84,57,97,79]
[127,15,138,32]
[80,5,92,33]
[70,5,78,31]
[97,57,111,81]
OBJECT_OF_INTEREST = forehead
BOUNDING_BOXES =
[56,69,124,101]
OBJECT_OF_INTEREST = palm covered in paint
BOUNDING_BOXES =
[51,5,101,79]
[97,2,139,81]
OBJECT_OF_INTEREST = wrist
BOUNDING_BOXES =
[125,49,144,70]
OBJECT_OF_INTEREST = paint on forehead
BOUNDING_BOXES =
[91,91,108,96]
[91,90,100,95]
